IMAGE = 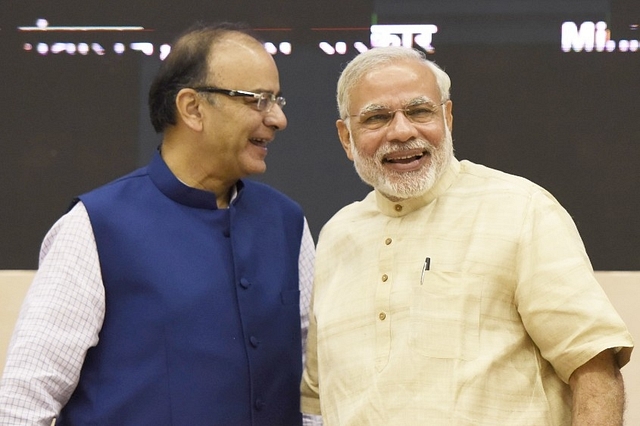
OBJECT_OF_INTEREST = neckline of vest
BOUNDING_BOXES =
[147,151,244,210]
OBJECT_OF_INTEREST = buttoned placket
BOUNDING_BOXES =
[374,215,400,371]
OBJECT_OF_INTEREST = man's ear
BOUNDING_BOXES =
[444,99,453,133]
[175,88,204,131]
[336,119,354,161]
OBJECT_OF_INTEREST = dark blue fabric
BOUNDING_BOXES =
[57,152,304,426]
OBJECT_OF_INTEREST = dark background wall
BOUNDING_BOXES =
[1,0,639,270]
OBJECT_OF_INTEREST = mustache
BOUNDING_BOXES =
[375,139,435,161]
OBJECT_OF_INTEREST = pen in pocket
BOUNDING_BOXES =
[420,257,431,285]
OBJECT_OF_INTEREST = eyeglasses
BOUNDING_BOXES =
[192,87,286,112]
[350,101,446,130]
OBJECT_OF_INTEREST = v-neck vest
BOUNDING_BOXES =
[58,153,304,425]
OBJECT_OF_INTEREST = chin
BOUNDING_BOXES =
[247,163,267,176]
[379,170,437,199]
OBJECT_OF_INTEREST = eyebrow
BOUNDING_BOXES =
[359,103,387,114]
[406,96,436,107]
[253,88,282,96]
[358,96,438,114]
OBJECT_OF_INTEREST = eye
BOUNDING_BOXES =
[361,111,391,124]
[406,106,435,119]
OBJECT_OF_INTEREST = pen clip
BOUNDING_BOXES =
[420,257,431,285]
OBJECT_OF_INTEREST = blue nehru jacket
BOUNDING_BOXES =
[57,152,304,425]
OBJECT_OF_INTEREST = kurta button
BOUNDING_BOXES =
[379,312,387,321]
[381,274,388,282]
[385,238,392,245]
[255,398,265,410]
[394,204,402,212]
[239,278,251,289]
[250,336,260,347]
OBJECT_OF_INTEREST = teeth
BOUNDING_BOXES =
[387,153,423,162]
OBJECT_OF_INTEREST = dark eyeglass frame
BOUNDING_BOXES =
[192,87,286,112]
[348,100,447,130]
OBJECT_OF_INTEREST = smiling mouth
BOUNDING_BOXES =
[383,150,428,164]
[250,138,269,148]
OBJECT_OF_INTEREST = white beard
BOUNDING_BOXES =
[350,126,454,200]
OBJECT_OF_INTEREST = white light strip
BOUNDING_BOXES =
[19,26,146,32]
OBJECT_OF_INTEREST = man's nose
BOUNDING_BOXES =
[385,110,418,142]
[265,103,287,131]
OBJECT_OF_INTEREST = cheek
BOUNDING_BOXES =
[353,134,383,158]
[418,125,447,147]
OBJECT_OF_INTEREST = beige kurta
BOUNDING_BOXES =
[301,158,633,425]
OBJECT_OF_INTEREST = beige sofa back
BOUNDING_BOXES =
[0,270,34,376]
[1,270,638,422]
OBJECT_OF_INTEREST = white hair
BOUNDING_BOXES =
[336,46,451,120]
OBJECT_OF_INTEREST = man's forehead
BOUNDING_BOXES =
[207,38,268,71]
[205,36,279,91]
[362,95,434,109]
[363,59,434,81]
[351,61,439,103]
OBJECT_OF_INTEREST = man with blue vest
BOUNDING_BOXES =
[0,23,316,425]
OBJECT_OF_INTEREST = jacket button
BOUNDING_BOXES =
[255,398,265,410]
[250,336,260,347]
[239,278,251,289]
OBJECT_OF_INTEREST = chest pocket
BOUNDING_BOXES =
[410,271,484,360]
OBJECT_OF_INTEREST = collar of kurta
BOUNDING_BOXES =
[148,151,243,210]
[374,157,460,217]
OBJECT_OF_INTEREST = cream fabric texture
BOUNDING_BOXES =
[301,158,633,426]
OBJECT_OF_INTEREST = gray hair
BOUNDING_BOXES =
[336,46,451,119]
